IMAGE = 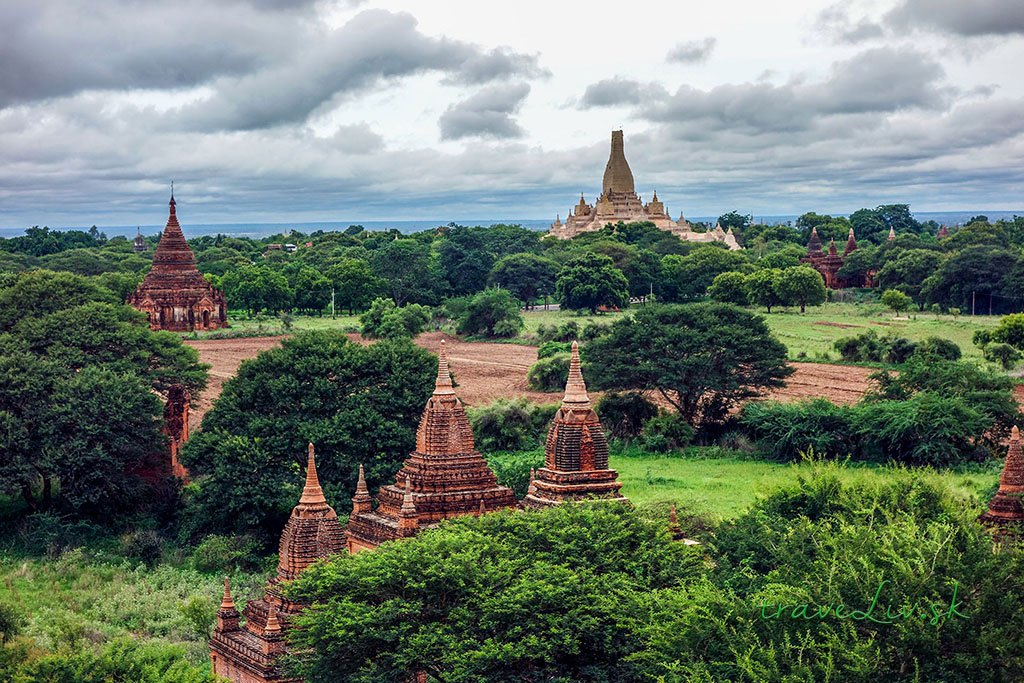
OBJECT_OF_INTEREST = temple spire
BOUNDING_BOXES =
[434,339,455,396]
[562,341,590,407]
[352,463,371,514]
[602,130,635,195]
[299,442,327,506]
[220,577,235,610]
[887,226,896,241]
[264,605,281,634]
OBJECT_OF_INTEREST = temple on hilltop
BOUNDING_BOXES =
[211,444,345,683]
[345,340,518,552]
[523,342,627,508]
[979,426,1024,540]
[548,130,740,250]
[801,226,871,289]
[127,191,227,331]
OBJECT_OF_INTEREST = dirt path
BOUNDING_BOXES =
[185,335,876,427]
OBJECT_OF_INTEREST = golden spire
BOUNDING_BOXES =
[220,577,235,610]
[562,341,590,407]
[299,442,327,506]
[434,339,455,396]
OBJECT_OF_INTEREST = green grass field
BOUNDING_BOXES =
[611,451,997,519]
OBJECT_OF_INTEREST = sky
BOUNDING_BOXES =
[2,0,1024,228]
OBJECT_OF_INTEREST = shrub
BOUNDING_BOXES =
[580,321,611,341]
[536,320,579,343]
[740,399,857,460]
[984,342,1021,369]
[119,530,164,567]
[596,391,659,439]
[537,341,571,359]
[834,330,917,363]
[485,450,546,498]
[468,399,557,452]
[881,288,912,315]
[640,414,695,453]
[0,601,22,643]
[360,297,430,339]
[526,353,569,392]
[914,336,961,361]
[707,271,749,306]
[190,534,265,573]
[454,288,524,338]
[987,312,1024,349]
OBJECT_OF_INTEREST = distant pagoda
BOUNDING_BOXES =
[979,426,1024,539]
[127,191,227,331]
[548,130,739,250]
[801,227,862,289]
[345,340,518,552]
[523,341,627,508]
[211,444,345,683]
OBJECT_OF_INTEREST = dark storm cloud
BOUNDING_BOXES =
[578,78,667,108]
[438,83,531,140]
[175,10,545,131]
[0,0,306,108]
[666,37,717,64]
[886,0,1024,36]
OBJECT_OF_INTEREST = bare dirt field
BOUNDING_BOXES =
[185,334,873,427]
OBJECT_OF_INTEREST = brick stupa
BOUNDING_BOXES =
[211,444,345,683]
[127,191,227,331]
[523,341,627,508]
[345,340,517,552]
[979,426,1024,536]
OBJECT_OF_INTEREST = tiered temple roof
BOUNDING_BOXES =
[548,131,739,249]
[211,444,344,683]
[344,340,518,552]
[979,426,1024,536]
[523,342,627,508]
[127,192,227,332]
[802,227,860,289]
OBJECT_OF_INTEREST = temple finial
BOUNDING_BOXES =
[220,576,235,610]
[434,339,455,395]
[1013,425,1020,442]
[562,341,590,407]
[401,476,417,515]
[888,226,896,241]
[356,463,369,497]
[265,605,281,633]
[478,499,486,516]
[299,442,327,505]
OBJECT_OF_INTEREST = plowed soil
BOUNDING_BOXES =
[184,334,875,428]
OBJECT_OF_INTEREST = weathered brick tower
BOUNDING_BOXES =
[211,444,345,683]
[523,341,627,508]
[127,191,227,331]
[345,340,518,552]
[979,425,1024,539]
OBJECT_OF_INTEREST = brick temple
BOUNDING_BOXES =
[211,444,345,683]
[524,341,626,507]
[548,130,739,250]
[345,340,518,552]
[801,226,862,289]
[979,425,1024,539]
[163,384,190,480]
[127,192,227,331]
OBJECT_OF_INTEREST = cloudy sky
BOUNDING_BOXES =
[2,0,1024,228]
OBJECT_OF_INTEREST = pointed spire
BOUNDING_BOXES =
[843,227,857,256]
[652,190,658,201]
[401,476,417,515]
[169,182,176,215]
[828,238,838,255]
[562,341,590,407]
[1001,426,1024,491]
[887,226,896,241]
[264,605,281,634]
[352,463,371,514]
[669,503,678,527]
[355,463,369,497]
[434,339,456,396]
[478,499,486,516]
[299,442,327,506]
[220,577,235,610]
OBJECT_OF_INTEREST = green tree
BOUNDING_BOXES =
[360,298,431,340]
[326,258,382,314]
[555,252,628,313]
[290,266,331,315]
[876,249,944,308]
[220,265,293,314]
[586,303,792,425]
[0,270,117,331]
[437,228,495,297]
[370,239,438,305]
[774,266,826,313]
[706,271,749,306]
[987,313,1024,349]
[487,253,558,308]
[881,289,912,316]
[179,331,435,543]
[660,246,750,301]
[745,268,783,313]
[923,245,1019,313]
[455,288,524,338]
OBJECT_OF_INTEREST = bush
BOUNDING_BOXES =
[454,288,524,338]
[0,602,22,643]
[190,534,265,573]
[580,321,611,341]
[987,312,1024,349]
[596,391,659,439]
[360,297,431,339]
[740,399,857,460]
[914,336,961,361]
[537,341,571,359]
[707,271,749,306]
[536,320,579,343]
[834,330,917,363]
[640,414,695,453]
[468,399,558,452]
[526,353,569,392]
[484,450,546,498]
[881,288,912,315]
[119,530,164,567]
[984,342,1021,370]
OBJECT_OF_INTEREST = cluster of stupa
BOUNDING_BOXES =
[210,341,628,682]
[549,130,740,250]
[127,191,227,332]
[799,224,901,289]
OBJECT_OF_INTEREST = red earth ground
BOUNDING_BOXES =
[184,333,874,428]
